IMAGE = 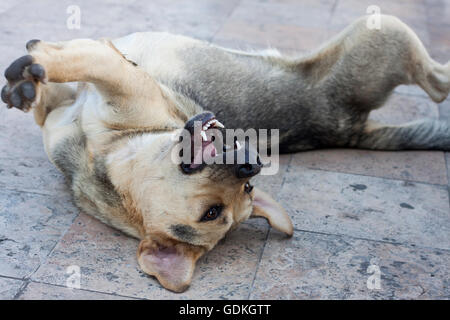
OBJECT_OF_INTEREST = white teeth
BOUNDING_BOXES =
[214,120,225,128]
[200,118,225,141]
[235,140,241,150]
[203,120,213,131]
[202,118,225,131]
[200,130,208,141]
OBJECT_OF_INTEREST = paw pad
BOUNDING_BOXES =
[2,53,46,111]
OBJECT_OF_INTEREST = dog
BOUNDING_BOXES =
[2,15,449,292]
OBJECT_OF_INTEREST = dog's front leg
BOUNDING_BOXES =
[4,39,183,130]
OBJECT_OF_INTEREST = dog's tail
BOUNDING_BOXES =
[354,119,450,151]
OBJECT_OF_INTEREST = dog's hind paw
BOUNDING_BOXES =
[2,53,46,112]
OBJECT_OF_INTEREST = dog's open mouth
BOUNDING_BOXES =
[192,117,224,167]
[180,112,242,174]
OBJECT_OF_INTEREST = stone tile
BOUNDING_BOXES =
[0,4,99,61]
[278,166,450,249]
[330,0,430,46]
[427,23,450,50]
[32,213,269,299]
[429,46,450,66]
[369,93,439,125]
[438,98,450,121]
[250,0,336,6]
[0,1,23,15]
[0,277,25,299]
[0,157,68,196]
[394,85,429,99]
[0,190,79,278]
[445,152,450,186]
[250,230,450,299]
[213,0,334,51]
[0,108,46,160]
[251,154,291,199]
[18,282,134,300]
[425,0,450,27]
[93,0,241,40]
[0,0,121,44]
[214,23,329,52]
[231,0,335,28]
[427,26,450,65]
[291,149,447,185]
[427,12,450,64]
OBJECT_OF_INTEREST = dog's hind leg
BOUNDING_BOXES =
[370,15,450,103]
[297,15,449,110]
[355,119,450,151]
[397,23,450,103]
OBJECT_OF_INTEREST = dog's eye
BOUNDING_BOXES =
[244,182,254,194]
[201,205,223,222]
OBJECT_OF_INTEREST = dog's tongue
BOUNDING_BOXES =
[191,140,216,168]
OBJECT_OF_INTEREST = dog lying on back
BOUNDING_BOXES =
[2,15,449,292]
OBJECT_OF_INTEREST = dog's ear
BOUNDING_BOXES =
[250,187,293,237]
[137,238,204,292]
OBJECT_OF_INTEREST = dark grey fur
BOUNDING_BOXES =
[153,20,449,152]
[170,224,198,243]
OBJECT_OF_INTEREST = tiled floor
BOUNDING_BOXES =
[0,0,449,300]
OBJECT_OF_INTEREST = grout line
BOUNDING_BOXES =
[290,164,449,189]
[247,155,293,299]
[0,186,61,197]
[12,279,30,300]
[0,274,26,281]
[27,280,143,300]
[290,227,450,253]
[443,152,450,208]
[247,226,270,300]
[0,267,140,300]
[26,211,81,281]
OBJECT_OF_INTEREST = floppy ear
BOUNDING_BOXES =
[250,187,293,237]
[137,238,204,293]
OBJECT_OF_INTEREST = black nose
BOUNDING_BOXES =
[235,162,261,178]
[234,143,262,178]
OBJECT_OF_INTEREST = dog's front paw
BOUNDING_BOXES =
[2,50,46,112]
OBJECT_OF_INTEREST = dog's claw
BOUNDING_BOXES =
[26,39,40,51]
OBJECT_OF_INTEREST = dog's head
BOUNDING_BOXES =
[108,112,293,292]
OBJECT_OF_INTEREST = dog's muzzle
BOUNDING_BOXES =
[180,111,263,179]
[231,141,262,178]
